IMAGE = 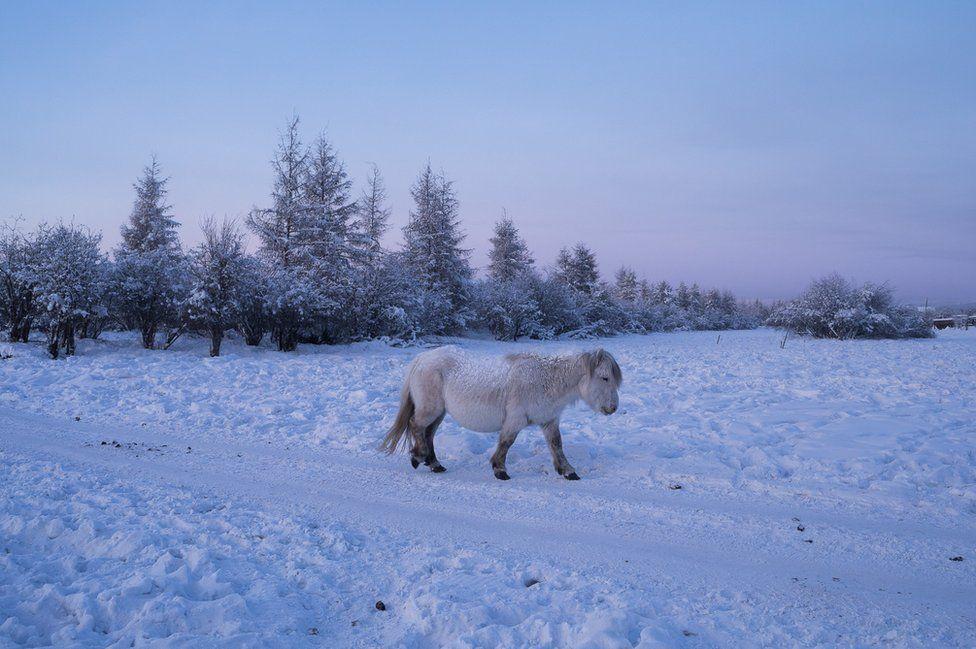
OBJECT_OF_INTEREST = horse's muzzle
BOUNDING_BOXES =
[601,405,617,415]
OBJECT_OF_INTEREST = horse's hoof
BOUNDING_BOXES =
[494,470,511,481]
[564,472,580,481]
[410,457,420,469]
[431,464,447,473]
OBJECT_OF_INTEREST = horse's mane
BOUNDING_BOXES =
[505,349,623,387]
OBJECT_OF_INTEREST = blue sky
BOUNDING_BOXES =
[1,1,973,302]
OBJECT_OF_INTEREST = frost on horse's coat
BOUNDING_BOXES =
[380,345,622,480]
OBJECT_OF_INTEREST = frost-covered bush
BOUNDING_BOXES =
[0,221,44,343]
[185,219,249,357]
[32,223,108,358]
[767,274,933,339]
[530,274,582,337]
[473,275,545,341]
[235,256,271,346]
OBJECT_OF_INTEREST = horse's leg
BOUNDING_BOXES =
[409,406,443,470]
[490,416,527,480]
[542,420,579,480]
[423,413,447,473]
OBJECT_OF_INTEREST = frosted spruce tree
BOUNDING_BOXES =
[402,163,472,334]
[652,280,673,306]
[33,223,107,358]
[346,165,405,339]
[555,243,600,296]
[110,157,187,349]
[247,116,318,351]
[185,218,248,357]
[475,214,541,340]
[354,164,391,266]
[614,266,639,303]
[303,133,359,343]
[487,214,534,282]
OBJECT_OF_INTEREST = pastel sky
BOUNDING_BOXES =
[2,2,973,302]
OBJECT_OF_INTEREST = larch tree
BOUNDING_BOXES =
[247,115,317,351]
[487,213,534,283]
[110,157,187,349]
[354,164,391,266]
[652,280,673,305]
[556,243,600,296]
[247,115,309,270]
[614,266,639,303]
[303,133,358,343]
[402,162,472,333]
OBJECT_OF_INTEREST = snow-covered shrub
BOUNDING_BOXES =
[572,285,633,338]
[473,218,545,340]
[32,223,108,358]
[767,274,933,339]
[473,275,545,341]
[0,221,44,343]
[235,256,271,346]
[524,273,580,338]
[185,219,250,356]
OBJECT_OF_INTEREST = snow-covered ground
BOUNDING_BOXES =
[1,329,974,647]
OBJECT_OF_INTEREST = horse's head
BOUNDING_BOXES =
[580,348,622,416]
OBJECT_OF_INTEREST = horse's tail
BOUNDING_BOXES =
[379,376,415,454]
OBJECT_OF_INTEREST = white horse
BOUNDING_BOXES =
[380,346,622,480]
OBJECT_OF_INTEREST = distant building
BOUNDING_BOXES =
[933,315,976,330]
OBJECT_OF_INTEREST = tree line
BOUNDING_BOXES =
[1,116,768,359]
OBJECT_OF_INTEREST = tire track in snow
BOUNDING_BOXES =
[3,407,974,628]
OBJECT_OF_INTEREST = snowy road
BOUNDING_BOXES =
[2,330,975,647]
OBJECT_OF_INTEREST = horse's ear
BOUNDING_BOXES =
[585,349,605,376]
[583,351,597,376]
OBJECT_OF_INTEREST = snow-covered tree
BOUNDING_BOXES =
[767,274,932,339]
[303,133,359,343]
[473,273,544,341]
[614,266,639,303]
[0,221,43,342]
[110,158,187,349]
[247,116,308,270]
[235,255,270,346]
[529,273,582,337]
[185,218,248,357]
[247,116,319,351]
[638,279,652,303]
[32,223,107,358]
[487,214,534,282]
[674,282,690,310]
[402,162,472,333]
[354,164,391,265]
[651,280,673,306]
[555,243,600,296]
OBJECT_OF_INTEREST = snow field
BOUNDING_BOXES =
[1,328,974,647]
